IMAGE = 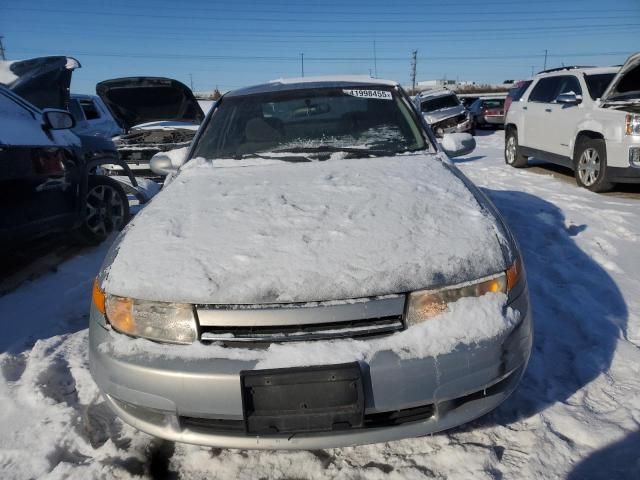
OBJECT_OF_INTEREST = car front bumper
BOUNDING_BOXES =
[89,287,532,449]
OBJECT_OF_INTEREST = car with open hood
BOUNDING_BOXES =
[90,76,532,449]
[96,77,205,178]
[505,52,640,192]
[413,89,472,137]
[0,56,143,246]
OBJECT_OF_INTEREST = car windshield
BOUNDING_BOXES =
[508,81,532,101]
[482,99,505,108]
[584,73,616,100]
[420,94,460,112]
[191,86,427,161]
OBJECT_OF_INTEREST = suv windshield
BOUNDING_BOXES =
[192,87,427,161]
[420,94,460,112]
[584,73,616,100]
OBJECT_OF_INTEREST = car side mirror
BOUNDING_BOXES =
[150,153,179,176]
[440,133,476,158]
[556,92,582,105]
[42,109,75,130]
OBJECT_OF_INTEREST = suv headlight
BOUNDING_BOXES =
[93,281,197,344]
[405,259,522,327]
[626,114,640,136]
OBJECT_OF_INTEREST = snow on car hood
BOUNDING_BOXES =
[96,77,204,131]
[423,105,466,124]
[102,154,509,304]
[601,51,640,103]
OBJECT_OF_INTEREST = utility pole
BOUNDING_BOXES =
[543,49,548,70]
[300,53,304,77]
[531,65,535,77]
[410,50,417,93]
[373,40,378,78]
[0,36,6,61]
[189,73,193,91]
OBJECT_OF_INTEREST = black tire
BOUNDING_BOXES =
[573,138,613,193]
[504,128,528,168]
[469,121,476,136]
[77,176,130,244]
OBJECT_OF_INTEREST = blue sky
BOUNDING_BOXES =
[1,0,638,94]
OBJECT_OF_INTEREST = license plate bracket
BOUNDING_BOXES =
[241,362,364,435]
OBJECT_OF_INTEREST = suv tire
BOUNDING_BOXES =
[573,138,613,193]
[505,128,528,168]
[78,176,130,244]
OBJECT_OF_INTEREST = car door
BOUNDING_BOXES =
[542,75,584,157]
[521,76,562,151]
[0,90,81,243]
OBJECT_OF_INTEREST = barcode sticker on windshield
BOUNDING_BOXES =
[343,89,392,100]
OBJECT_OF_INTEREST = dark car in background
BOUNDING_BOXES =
[469,97,506,130]
[96,77,205,178]
[504,80,532,116]
[0,56,135,246]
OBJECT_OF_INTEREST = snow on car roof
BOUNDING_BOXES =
[416,89,456,99]
[225,76,399,98]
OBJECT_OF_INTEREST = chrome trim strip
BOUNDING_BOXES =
[196,296,406,327]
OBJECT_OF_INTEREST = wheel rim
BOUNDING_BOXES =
[506,136,516,164]
[85,184,126,236]
[578,148,601,186]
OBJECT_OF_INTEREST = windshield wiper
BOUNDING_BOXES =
[271,146,396,157]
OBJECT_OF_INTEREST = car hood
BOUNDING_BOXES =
[0,56,80,110]
[96,77,205,131]
[600,52,640,104]
[423,105,466,124]
[102,154,509,304]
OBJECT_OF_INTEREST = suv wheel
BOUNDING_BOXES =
[505,129,528,168]
[574,138,613,193]
[78,176,130,244]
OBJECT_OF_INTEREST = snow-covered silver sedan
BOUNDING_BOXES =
[89,76,532,449]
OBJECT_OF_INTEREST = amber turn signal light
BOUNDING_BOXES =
[92,279,106,314]
[506,257,522,291]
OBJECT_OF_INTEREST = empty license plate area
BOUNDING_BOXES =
[241,362,364,434]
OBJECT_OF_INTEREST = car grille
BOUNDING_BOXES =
[199,316,404,344]
[433,113,467,130]
[195,296,406,345]
[179,403,435,434]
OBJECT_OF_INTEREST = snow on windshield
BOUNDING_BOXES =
[266,123,410,153]
[191,88,426,160]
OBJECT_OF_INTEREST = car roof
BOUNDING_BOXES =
[535,66,619,78]
[224,75,400,98]
[416,89,456,99]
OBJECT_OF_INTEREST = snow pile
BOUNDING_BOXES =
[0,60,18,85]
[100,292,518,369]
[103,154,507,304]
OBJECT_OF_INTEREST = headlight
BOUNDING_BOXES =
[92,280,197,344]
[405,259,522,326]
[626,114,640,136]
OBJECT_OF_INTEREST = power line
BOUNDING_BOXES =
[3,7,636,23]
[9,48,631,63]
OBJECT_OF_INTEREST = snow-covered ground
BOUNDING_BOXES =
[1,131,639,479]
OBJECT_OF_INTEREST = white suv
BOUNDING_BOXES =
[504,52,640,192]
